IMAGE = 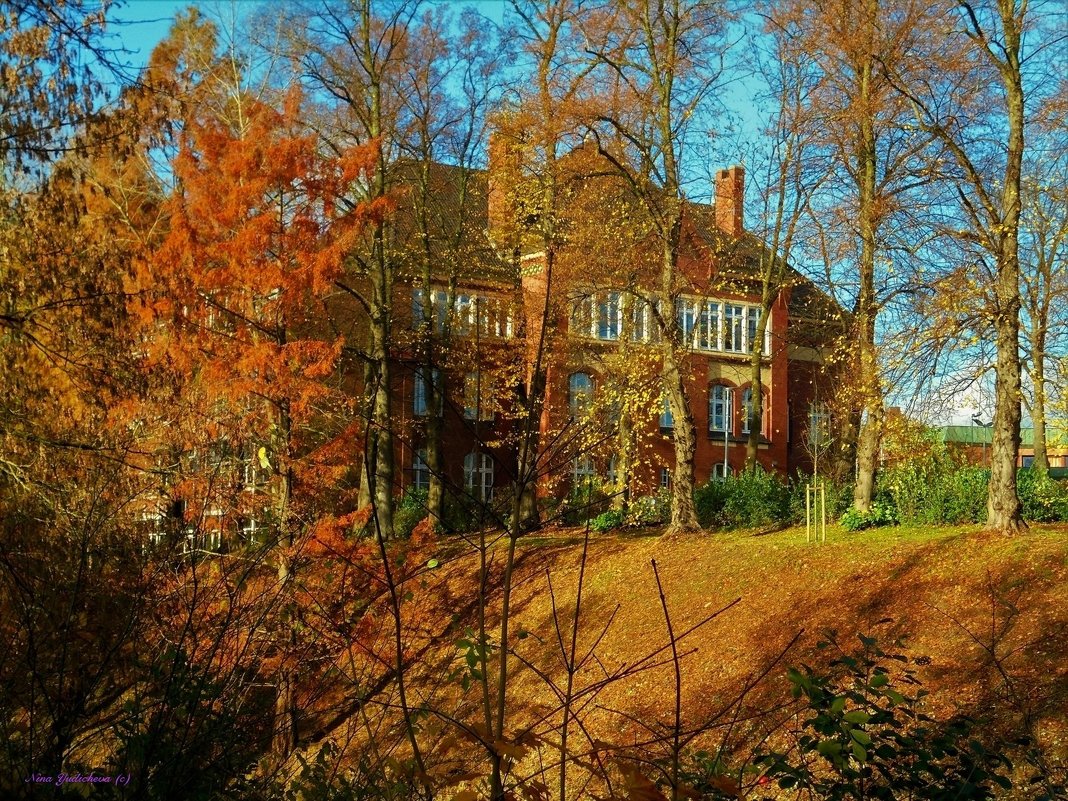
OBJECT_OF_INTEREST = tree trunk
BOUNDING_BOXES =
[852,14,881,513]
[985,3,1026,535]
[663,351,699,533]
[1030,327,1048,475]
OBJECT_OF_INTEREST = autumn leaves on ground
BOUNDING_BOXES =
[305,522,1068,799]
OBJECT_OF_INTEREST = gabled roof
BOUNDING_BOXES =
[387,160,516,288]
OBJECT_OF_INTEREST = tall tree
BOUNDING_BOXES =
[582,0,729,533]
[284,0,423,540]
[769,0,935,510]
[146,78,375,757]
[887,0,1052,532]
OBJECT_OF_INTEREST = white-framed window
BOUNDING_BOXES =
[659,395,674,431]
[413,288,512,338]
[808,402,830,448]
[463,371,494,421]
[670,297,769,355]
[709,385,733,433]
[723,304,745,352]
[712,462,732,480]
[413,449,430,491]
[630,296,651,342]
[464,452,494,501]
[746,307,761,354]
[572,457,597,485]
[742,387,766,436]
[607,454,620,485]
[597,292,621,340]
[569,372,594,418]
[241,517,264,546]
[571,290,624,341]
[413,367,441,417]
[660,467,671,489]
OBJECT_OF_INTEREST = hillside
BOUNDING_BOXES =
[398,522,1068,797]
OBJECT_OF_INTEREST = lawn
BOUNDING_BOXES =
[419,522,1068,795]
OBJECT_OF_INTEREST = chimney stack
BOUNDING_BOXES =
[715,165,744,237]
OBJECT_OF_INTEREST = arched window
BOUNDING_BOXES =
[464,452,494,501]
[742,388,767,436]
[569,373,594,418]
[709,384,733,433]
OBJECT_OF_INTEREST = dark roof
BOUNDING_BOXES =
[387,161,516,288]
[682,201,845,324]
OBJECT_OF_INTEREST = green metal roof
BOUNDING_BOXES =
[939,425,1068,446]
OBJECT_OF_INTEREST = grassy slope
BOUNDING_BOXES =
[421,523,1068,788]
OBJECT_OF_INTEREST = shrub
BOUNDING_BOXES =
[561,478,610,525]
[590,508,626,532]
[839,496,898,532]
[694,478,730,528]
[880,456,989,525]
[1017,468,1068,522]
[757,632,1013,800]
[393,487,429,539]
[788,478,854,526]
[625,488,671,527]
[695,468,792,529]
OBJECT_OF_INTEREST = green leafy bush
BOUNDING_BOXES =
[881,456,989,525]
[839,497,899,532]
[757,631,1013,800]
[625,488,672,526]
[1017,468,1068,522]
[590,508,626,531]
[694,468,792,529]
[561,478,610,525]
[788,478,854,526]
[393,487,429,538]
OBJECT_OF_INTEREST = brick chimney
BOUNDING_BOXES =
[487,130,520,245]
[715,165,744,237]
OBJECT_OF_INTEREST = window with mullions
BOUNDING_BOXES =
[463,372,494,421]
[597,292,621,340]
[572,457,597,486]
[569,373,594,418]
[464,452,494,501]
[659,395,674,432]
[709,385,733,433]
[414,367,442,417]
[413,449,430,491]
[742,387,766,436]
[723,304,745,352]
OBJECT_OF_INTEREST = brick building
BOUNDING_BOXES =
[390,150,843,503]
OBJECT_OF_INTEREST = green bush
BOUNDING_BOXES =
[695,468,792,529]
[839,496,899,531]
[589,508,626,532]
[625,488,671,527]
[561,478,610,525]
[393,487,429,538]
[1017,468,1068,522]
[694,477,730,527]
[788,478,854,525]
[757,631,1013,800]
[880,455,989,525]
